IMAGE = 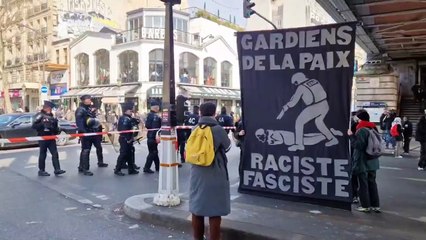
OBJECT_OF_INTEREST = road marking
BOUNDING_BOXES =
[27,155,38,165]
[401,178,426,183]
[381,166,402,171]
[0,158,15,168]
[24,165,36,169]
[64,207,78,211]
[230,194,240,201]
[95,195,109,201]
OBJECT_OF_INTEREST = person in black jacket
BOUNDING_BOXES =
[114,103,140,176]
[217,107,233,134]
[233,118,245,178]
[416,114,426,170]
[89,106,108,168]
[348,112,360,203]
[181,105,200,166]
[403,116,413,153]
[32,101,66,176]
[144,100,162,174]
[75,95,107,176]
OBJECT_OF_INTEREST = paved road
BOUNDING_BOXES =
[0,140,425,239]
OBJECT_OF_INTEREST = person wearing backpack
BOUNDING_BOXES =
[353,110,381,213]
[188,102,231,240]
[391,117,404,158]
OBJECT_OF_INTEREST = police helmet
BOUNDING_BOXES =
[291,72,309,85]
[86,117,101,130]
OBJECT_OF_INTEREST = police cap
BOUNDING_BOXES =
[43,100,56,109]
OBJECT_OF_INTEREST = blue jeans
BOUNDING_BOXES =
[384,130,396,148]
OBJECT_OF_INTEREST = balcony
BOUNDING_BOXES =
[115,27,201,47]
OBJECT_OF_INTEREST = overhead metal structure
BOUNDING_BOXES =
[317,0,426,60]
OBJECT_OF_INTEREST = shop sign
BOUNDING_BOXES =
[50,84,68,96]
[1,90,22,98]
[50,71,68,84]
[141,27,178,41]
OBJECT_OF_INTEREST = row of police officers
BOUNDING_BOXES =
[32,95,233,177]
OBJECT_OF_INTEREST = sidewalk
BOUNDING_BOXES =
[382,140,420,157]
[123,192,425,240]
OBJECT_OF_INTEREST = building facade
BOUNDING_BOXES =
[0,0,189,112]
[65,8,241,117]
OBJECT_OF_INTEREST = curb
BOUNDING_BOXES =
[123,194,312,240]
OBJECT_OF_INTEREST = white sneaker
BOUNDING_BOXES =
[395,156,403,159]
[418,167,424,171]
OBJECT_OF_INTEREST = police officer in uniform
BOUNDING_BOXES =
[143,100,162,174]
[32,101,66,176]
[75,95,108,176]
[217,106,234,134]
[114,103,140,176]
[184,105,200,135]
[89,106,108,168]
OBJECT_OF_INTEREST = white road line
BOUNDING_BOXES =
[0,158,15,168]
[401,178,426,183]
[381,166,403,171]
[27,155,38,165]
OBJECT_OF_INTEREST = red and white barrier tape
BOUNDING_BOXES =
[0,126,236,144]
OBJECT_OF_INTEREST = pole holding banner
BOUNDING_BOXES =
[153,0,180,207]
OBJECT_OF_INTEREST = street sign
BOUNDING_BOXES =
[40,86,48,94]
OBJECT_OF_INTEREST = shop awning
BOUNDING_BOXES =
[178,84,240,100]
[102,85,139,97]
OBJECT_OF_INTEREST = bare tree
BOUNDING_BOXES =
[0,0,25,113]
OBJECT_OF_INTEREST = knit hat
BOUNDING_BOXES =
[356,109,370,121]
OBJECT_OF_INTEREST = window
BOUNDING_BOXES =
[95,49,110,85]
[179,52,199,84]
[149,49,164,82]
[56,49,60,64]
[221,61,232,87]
[118,50,138,83]
[75,53,89,86]
[63,48,68,64]
[13,116,32,125]
[203,58,217,86]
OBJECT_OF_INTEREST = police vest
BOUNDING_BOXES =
[302,79,327,104]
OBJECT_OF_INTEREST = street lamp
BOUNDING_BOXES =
[19,23,47,105]
[153,0,181,207]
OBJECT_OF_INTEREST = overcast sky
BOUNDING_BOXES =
[188,0,247,26]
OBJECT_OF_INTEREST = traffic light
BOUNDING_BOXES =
[243,0,255,18]
[160,0,181,4]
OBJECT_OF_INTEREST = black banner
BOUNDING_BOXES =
[237,22,357,209]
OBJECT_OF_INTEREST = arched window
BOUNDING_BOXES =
[75,53,89,86]
[203,57,217,86]
[179,52,199,84]
[95,49,110,85]
[149,49,164,82]
[221,61,232,87]
[118,50,138,83]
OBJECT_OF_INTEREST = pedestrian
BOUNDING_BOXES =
[352,110,380,213]
[189,102,231,240]
[412,84,423,103]
[216,106,233,134]
[415,111,426,171]
[391,117,404,158]
[143,100,162,174]
[403,116,413,154]
[75,95,108,176]
[348,112,360,203]
[233,118,245,177]
[89,106,108,168]
[381,110,395,149]
[114,103,140,176]
[181,105,200,166]
[32,101,66,177]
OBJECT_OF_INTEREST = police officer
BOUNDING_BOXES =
[89,106,108,168]
[217,106,234,133]
[32,101,66,176]
[75,95,108,176]
[179,106,200,166]
[143,100,162,174]
[114,103,139,176]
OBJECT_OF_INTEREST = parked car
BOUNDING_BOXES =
[0,113,78,149]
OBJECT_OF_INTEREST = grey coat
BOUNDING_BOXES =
[189,117,232,217]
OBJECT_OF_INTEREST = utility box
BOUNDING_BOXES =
[354,60,400,112]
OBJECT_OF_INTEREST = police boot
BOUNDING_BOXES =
[114,170,125,176]
[54,170,66,176]
[128,169,139,175]
[98,162,108,167]
[38,170,50,177]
